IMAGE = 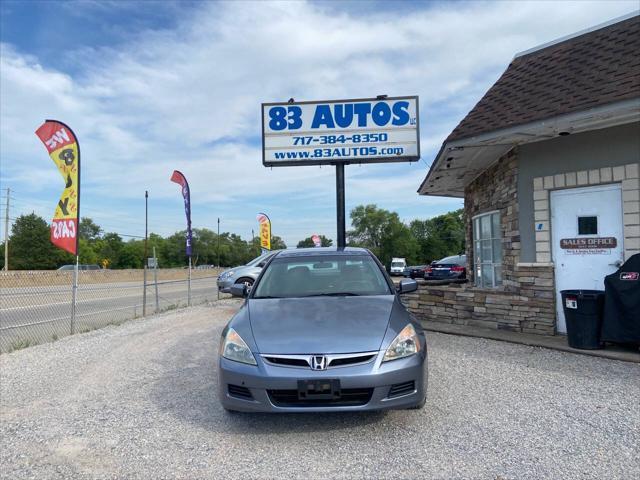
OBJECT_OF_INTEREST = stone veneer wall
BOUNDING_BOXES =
[407,148,557,335]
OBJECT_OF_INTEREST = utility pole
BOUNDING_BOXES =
[143,190,148,316]
[3,187,9,271]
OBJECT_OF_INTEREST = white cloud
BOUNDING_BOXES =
[1,0,637,244]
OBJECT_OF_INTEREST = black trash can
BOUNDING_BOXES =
[560,290,605,350]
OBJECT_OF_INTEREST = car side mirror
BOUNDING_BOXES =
[397,278,418,294]
[257,261,266,268]
[230,283,248,298]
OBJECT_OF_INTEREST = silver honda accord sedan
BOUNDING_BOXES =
[218,247,427,412]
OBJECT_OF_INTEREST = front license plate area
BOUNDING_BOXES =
[297,379,341,400]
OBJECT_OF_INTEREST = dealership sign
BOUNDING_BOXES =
[261,96,419,166]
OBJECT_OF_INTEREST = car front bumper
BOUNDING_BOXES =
[218,350,428,413]
[217,277,234,293]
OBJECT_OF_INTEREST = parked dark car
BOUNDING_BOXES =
[424,255,467,280]
[219,247,427,412]
[406,265,428,279]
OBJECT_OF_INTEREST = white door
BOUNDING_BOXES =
[550,184,624,334]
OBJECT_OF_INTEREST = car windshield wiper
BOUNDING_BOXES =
[252,295,284,299]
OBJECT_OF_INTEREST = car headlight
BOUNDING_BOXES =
[383,324,421,362]
[219,271,234,279]
[220,328,257,365]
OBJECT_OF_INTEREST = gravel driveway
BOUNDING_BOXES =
[1,300,638,479]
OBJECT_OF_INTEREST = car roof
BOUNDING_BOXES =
[276,247,370,258]
[437,254,466,262]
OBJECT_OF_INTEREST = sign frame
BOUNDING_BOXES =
[261,95,420,167]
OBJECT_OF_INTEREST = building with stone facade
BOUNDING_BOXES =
[412,13,640,336]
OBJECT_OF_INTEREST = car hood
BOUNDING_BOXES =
[220,264,250,276]
[247,296,394,354]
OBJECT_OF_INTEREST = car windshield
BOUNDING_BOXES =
[391,262,404,267]
[245,252,273,267]
[252,254,392,298]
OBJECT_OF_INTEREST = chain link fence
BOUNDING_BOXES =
[0,267,226,353]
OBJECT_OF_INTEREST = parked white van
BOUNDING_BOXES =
[390,257,407,276]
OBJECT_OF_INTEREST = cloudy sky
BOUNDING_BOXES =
[1,0,637,246]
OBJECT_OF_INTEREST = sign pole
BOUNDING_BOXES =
[71,256,78,334]
[3,187,9,271]
[153,246,159,313]
[188,256,192,306]
[217,217,221,301]
[143,190,148,317]
[336,163,346,249]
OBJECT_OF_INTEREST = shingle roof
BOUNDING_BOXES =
[446,14,640,142]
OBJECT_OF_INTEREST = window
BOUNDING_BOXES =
[578,216,597,235]
[473,212,502,288]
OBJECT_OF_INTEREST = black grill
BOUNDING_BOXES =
[228,384,253,400]
[263,357,309,367]
[387,381,415,398]
[328,354,376,367]
[268,388,373,407]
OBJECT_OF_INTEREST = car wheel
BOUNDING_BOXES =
[408,395,426,410]
[237,277,254,288]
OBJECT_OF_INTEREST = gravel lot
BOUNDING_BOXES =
[1,300,639,479]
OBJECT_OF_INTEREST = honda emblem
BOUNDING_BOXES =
[310,355,327,370]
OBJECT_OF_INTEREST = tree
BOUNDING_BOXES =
[79,217,102,242]
[410,209,465,263]
[78,238,100,265]
[9,213,60,270]
[348,204,419,268]
[118,240,144,269]
[297,235,333,248]
[270,235,287,250]
[99,233,124,268]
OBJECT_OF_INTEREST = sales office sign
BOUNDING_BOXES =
[261,96,419,166]
[560,237,617,255]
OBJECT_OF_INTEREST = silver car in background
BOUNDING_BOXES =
[218,247,427,413]
[217,251,278,293]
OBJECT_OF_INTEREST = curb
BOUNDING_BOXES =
[422,321,640,364]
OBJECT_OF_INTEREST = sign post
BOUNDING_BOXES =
[261,96,420,248]
[336,164,345,248]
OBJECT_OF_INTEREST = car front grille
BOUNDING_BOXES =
[268,388,373,407]
[228,384,253,400]
[261,352,377,370]
[328,354,376,367]
[262,356,310,367]
[387,381,415,398]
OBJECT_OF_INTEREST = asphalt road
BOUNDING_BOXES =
[1,300,638,479]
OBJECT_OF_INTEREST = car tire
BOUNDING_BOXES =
[237,277,254,288]
[408,395,426,410]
